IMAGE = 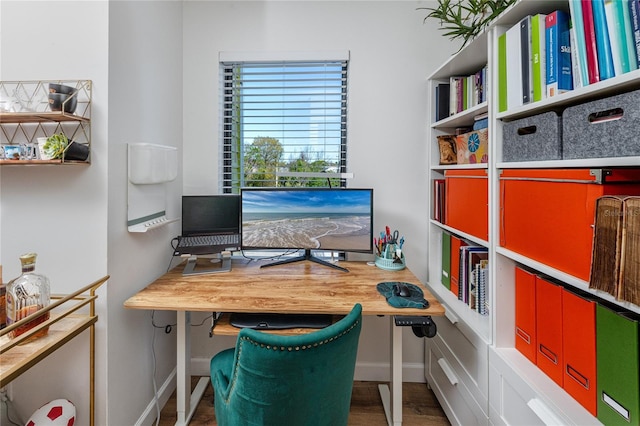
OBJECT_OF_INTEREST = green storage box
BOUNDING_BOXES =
[596,303,640,425]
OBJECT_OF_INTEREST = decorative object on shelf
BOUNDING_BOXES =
[47,83,78,114]
[5,253,50,342]
[42,133,69,159]
[455,128,488,164]
[2,145,22,160]
[437,134,458,165]
[418,0,516,51]
[48,92,77,114]
[64,140,90,161]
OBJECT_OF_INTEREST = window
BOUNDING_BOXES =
[220,55,349,193]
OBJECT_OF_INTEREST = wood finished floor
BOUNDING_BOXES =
[158,379,450,425]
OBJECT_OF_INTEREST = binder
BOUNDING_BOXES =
[593,0,615,80]
[546,10,573,96]
[498,32,508,112]
[623,0,639,70]
[535,276,563,387]
[520,15,533,104]
[515,266,537,364]
[506,22,524,109]
[562,288,597,416]
[450,234,466,298]
[582,0,602,83]
[464,247,488,307]
[630,0,640,67]
[596,303,640,425]
[604,0,631,75]
[441,231,451,290]
[435,83,451,121]
[568,0,590,85]
[531,14,547,101]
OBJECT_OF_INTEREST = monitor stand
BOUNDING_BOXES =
[182,252,232,276]
[260,249,348,272]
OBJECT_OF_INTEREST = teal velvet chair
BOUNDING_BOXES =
[210,304,362,426]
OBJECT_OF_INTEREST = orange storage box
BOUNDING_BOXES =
[562,287,597,416]
[535,276,564,387]
[515,266,537,364]
[500,168,640,281]
[445,169,488,241]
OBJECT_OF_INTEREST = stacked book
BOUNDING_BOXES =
[441,231,490,315]
[437,64,488,119]
[497,2,640,112]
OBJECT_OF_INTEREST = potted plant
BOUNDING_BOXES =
[39,133,90,161]
[41,133,68,159]
[418,0,515,51]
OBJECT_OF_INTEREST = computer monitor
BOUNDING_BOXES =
[240,187,373,271]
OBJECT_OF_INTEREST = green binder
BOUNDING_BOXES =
[531,14,546,102]
[498,32,508,112]
[596,303,640,425]
[441,231,451,290]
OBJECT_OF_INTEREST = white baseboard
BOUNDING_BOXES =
[137,359,425,423]
[135,367,177,426]
[191,357,425,383]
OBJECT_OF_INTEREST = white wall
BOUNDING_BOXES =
[1,0,455,423]
[0,1,109,423]
[1,1,183,424]
[182,0,455,381]
[106,1,184,425]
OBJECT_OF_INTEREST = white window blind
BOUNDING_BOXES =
[220,59,349,193]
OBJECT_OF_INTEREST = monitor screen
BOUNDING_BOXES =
[241,188,373,253]
[181,195,240,236]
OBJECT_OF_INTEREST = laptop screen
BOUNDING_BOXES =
[181,195,240,236]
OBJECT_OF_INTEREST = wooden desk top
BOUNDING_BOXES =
[124,258,445,317]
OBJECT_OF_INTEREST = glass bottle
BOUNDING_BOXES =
[6,253,50,342]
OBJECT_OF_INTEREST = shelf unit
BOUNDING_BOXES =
[0,80,92,165]
[0,275,108,426]
[424,1,640,425]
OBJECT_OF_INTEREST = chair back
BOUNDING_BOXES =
[211,303,362,426]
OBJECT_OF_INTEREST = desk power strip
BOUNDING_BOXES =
[394,315,432,326]
[394,315,437,338]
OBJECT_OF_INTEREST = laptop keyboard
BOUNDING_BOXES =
[178,234,239,248]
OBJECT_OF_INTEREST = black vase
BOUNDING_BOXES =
[64,141,90,161]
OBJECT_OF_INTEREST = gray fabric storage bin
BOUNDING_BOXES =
[502,111,562,162]
[563,88,640,159]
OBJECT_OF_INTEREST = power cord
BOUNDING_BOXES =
[149,310,215,424]
[151,313,161,426]
[239,249,299,262]
[0,388,22,426]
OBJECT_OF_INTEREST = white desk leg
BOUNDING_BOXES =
[176,311,191,426]
[378,317,403,426]
[175,311,210,426]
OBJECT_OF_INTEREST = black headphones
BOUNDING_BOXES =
[411,317,437,338]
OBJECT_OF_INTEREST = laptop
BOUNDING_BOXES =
[174,195,241,256]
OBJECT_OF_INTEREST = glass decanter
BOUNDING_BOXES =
[6,253,50,342]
